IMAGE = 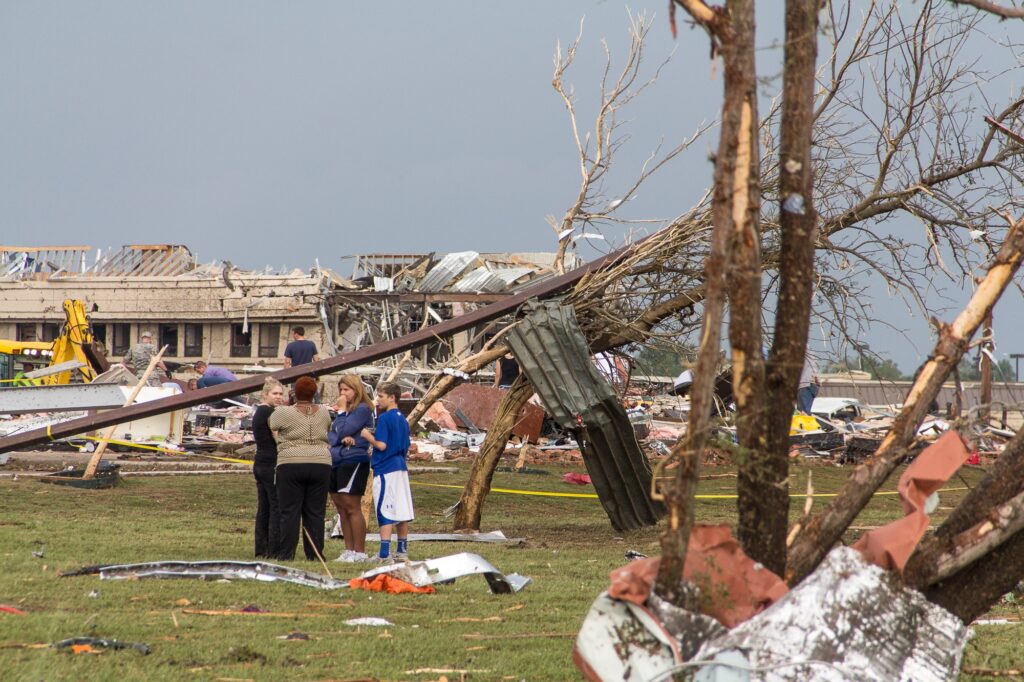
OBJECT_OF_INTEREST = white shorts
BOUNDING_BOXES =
[373,470,415,526]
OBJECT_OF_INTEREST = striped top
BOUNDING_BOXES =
[268,405,332,467]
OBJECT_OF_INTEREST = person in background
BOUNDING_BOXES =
[252,378,286,559]
[493,352,521,389]
[283,327,319,368]
[123,330,167,386]
[361,382,414,564]
[327,375,374,563]
[797,352,820,414]
[270,376,332,561]
[194,361,237,388]
[13,363,40,387]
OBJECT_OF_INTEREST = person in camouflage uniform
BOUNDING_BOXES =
[123,331,167,386]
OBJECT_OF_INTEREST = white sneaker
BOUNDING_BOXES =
[338,551,370,563]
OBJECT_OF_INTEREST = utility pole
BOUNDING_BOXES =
[980,312,993,420]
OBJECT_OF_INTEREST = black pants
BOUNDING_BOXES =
[253,463,282,559]
[276,463,331,561]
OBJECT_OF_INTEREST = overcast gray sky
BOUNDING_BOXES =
[2,2,1021,374]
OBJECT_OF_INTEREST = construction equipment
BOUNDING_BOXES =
[0,340,55,386]
[0,299,108,387]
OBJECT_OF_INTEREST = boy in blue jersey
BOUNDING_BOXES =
[361,382,414,562]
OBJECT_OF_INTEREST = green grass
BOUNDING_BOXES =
[0,459,1019,680]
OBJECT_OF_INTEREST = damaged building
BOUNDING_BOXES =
[0,244,574,378]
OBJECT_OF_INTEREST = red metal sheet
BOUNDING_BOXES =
[444,383,545,443]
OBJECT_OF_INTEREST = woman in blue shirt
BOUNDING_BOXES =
[327,374,374,562]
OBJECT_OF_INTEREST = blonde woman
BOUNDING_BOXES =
[252,378,286,558]
[327,375,374,562]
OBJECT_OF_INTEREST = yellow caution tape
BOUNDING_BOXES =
[80,436,253,465]
[411,481,970,501]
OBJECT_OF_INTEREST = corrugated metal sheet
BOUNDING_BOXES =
[450,267,508,293]
[489,267,535,285]
[506,301,664,531]
[417,251,479,292]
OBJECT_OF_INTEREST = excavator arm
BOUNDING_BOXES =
[41,299,109,385]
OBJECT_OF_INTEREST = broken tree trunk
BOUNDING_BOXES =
[744,0,820,579]
[925,525,1024,623]
[452,374,534,531]
[654,0,745,605]
[786,216,1024,585]
[906,426,1024,583]
[903,427,1024,620]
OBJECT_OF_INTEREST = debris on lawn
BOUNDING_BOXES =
[61,560,348,590]
[345,617,393,627]
[363,530,524,544]
[0,604,26,615]
[52,636,151,655]
[349,573,436,595]
[575,541,968,682]
[359,552,531,594]
[562,472,593,485]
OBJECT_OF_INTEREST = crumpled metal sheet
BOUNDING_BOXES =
[450,266,509,293]
[61,561,348,590]
[358,552,531,594]
[574,546,968,682]
[506,301,664,531]
[417,251,479,291]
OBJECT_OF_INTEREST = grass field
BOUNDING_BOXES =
[0,458,1020,680]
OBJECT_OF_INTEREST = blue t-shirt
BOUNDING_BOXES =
[371,408,410,475]
[328,403,373,467]
[284,339,317,366]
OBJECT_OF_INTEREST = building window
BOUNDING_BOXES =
[184,324,203,357]
[258,323,280,358]
[41,323,61,342]
[231,324,252,357]
[93,324,107,346]
[159,324,179,356]
[16,324,37,342]
[112,324,130,356]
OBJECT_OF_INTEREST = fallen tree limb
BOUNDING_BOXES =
[907,490,1024,588]
[903,426,1024,587]
[786,215,1024,585]
[452,374,534,531]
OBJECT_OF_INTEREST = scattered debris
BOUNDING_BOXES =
[344,617,393,627]
[52,637,150,655]
[0,605,26,615]
[277,631,311,641]
[61,560,348,590]
[364,530,524,544]
[359,552,531,594]
[574,546,967,682]
[562,472,593,485]
[349,574,436,595]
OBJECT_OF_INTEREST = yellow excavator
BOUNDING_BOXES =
[0,299,109,387]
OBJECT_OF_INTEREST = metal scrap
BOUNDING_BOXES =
[61,560,348,590]
[53,636,151,655]
[358,552,531,594]
[574,546,968,682]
